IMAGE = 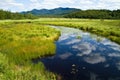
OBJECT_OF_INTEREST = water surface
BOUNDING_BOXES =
[34,26,120,80]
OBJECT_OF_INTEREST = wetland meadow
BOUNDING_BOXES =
[0,18,120,80]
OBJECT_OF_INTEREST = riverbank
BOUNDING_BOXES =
[0,22,60,80]
[0,18,120,80]
[36,18,120,44]
[38,26,120,80]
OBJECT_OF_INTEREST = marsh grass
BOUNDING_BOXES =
[0,22,60,80]
[0,18,119,80]
[0,23,60,63]
[0,53,56,80]
[36,18,120,44]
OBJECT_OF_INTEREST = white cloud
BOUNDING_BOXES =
[84,54,106,64]
[97,0,120,10]
[72,42,96,55]
[44,0,74,4]
[0,0,120,12]
[100,0,120,3]
[0,0,24,12]
[101,40,120,52]
[28,0,120,11]
[79,0,93,4]
[30,0,39,2]
[55,0,74,4]
[108,53,120,57]
[66,39,81,45]
[59,53,73,59]
[29,0,74,9]
[58,27,80,42]
[59,34,69,41]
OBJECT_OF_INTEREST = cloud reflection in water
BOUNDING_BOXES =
[73,42,96,55]
[108,53,120,57]
[40,26,120,80]
[59,53,73,60]
[83,54,106,64]
[66,39,81,45]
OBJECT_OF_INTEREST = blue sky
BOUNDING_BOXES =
[0,0,120,12]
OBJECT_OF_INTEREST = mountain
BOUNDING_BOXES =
[21,7,80,16]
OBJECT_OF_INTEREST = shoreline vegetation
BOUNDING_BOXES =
[36,18,120,44]
[0,18,120,80]
[0,8,120,19]
[0,22,60,80]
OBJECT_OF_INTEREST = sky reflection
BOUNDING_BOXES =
[83,54,106,64]
[38,26,120,80]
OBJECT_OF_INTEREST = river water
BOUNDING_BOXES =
[34,26,120,80]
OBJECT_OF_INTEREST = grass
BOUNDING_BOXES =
[35,18,120,44]
[0,18,119,80]
[0,53,56,80]
[0,22,60,80]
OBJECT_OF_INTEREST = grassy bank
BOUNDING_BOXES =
[0,18,119,80]
[0,53,57,80]
[35,18,120,44]
[0,22,60,80]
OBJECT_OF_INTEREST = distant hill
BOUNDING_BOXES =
[64,9,120,19]
[21,7,80,17]
[21,7,120,19]
[0,9,37,20]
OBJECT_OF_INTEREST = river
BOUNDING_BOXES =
[34,26,120,80]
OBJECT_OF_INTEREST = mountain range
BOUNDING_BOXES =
[21,7,80,16]
[21,7,120,19]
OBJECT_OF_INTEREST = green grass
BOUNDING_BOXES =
[0,22,60,80]
[0,18,119,80]
[0,53,56,80]
[35,18,120,44]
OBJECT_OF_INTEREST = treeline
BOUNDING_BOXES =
[0,9,120,19]
[0,9,37,20]
[64,9,120,19]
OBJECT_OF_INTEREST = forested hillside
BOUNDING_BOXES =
[64,9,120,19]
[21,7,80,17]
[0,8,120,19]
[0,9,37,20]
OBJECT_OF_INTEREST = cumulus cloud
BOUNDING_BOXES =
[100,0,120,3]
[84,54,106,64]
[59,34,70,41]
[0,0,120,12]
[54,0,74,4]
[29,0,75,9]
[73,42,96,55]
[108,53,120,57]
[0,0,24,12]
[59,53,73,60]
[30,0,39,2]
[102,40,120,51]
[66,39,81,45]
